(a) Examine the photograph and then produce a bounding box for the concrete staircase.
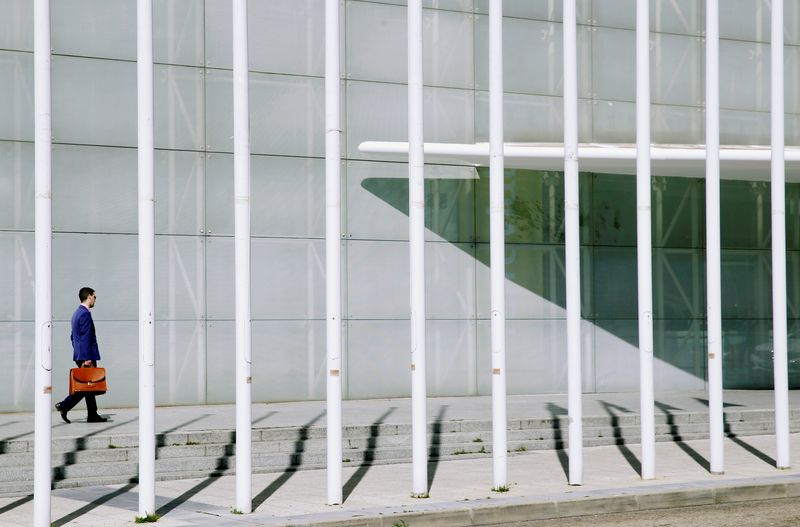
[1,407,797,497]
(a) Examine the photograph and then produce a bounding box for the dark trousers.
[58,361,99,416]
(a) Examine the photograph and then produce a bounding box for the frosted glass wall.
[1,0,799,410]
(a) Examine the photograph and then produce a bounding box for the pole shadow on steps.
[251,410,327,511]
[155,414,214,456]
[52,417,138,486]
[342,406,398,502]
[692,397,776,467]
[545,403,569,481]
[598,401,641,476]
[654,401,711,472]
[427,405,448,493]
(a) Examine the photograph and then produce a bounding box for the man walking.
[55,287,108,423]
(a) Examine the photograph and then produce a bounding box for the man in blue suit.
[55,287,108,423]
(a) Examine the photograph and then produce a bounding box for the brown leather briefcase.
[69,367,108,396]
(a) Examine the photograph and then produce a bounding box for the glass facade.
[1,0,799,410]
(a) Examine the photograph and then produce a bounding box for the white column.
[488,0,507,491]
[771,0,791,470]
[325,0,344,506]
[233,0,252,513]
[408,0,428,498]
[137,0,156,515]
[562,0,583,486]
[636,0,656,481]
[33,0,53,524]
[705,0,724,476]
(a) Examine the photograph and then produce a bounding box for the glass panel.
[0,141,34,230]
[475,17,591,97]
[205,154,325,238]
[720,108,770,145]
[0,51,33,142]
[349,160,477,242]
[367,0,474,12]
[206,237,326,320]
[154,65,205,151]
[476,244,593,319]
[52,145,138,234]
[593,246,637,319]
[52,234,138,322]
[155,235,205,320]
[592,0,701,35]
[52,56,137,147]
[720,39,769,112]
[594,319,705,391]
[155,150,205,236]
[346,81,475,160]
[347,240,476,319]
[653,248,706,319]
[654,318,706,389]
[51,0,137,61]
[0,0,33,51]
[155,321,206,405]
[0,322,34,411]
[592,173,635,246]
[592,99,634,143]
[720,180,771,249]
[476,92,593,143]
[652,104,703,145]
[153,0,205,66]
[206,0,324,76]
[205,69,325,156]
[789,253,800,319]
[0,232,35,321]
[476,170,593,245]
[474,0,591,22]
[719,1,770,43]
[347,2,474,89]
[721,249,772,319]
[346,320,410,398]
[722,318,773,389]
[347,319,476,398]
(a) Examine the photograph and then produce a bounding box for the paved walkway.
[1,391,799,526]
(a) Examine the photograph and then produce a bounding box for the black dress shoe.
[55,403,70,424]
[87,415,108,423]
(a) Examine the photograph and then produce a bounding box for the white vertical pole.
[771,0,791,470]
[325,0,343,506]
[488,0,507,491]
[408,0,428,497]
[636,0,656,481]
[233,0,253,512]
[137,0,157,516]
[562,0,582,486]
[33,0,52,524]
[705,0,725,476]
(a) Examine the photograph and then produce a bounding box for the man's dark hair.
[79,287,95,302]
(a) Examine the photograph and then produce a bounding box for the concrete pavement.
[1,391,799,526]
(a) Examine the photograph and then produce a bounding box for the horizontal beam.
[358,141,800,180]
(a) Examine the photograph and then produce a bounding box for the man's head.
[79,287,96,308]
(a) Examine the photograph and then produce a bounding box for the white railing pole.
[33,0,53,524]
[233,0,253,512]
[563,0,583,486]
[137,0,156,515]
[489,0,507,491]
[771,0,791,470]
[408,0,428,498]
[706,0,725,476]
[325,0,343,505]
[636,0,656,481]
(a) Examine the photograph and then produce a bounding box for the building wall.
[1,0,800,410]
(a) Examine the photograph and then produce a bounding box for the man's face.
[86,293,96,308]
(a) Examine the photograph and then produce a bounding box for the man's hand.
[83,360,93,367]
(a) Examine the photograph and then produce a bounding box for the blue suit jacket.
[71,305,101,361]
